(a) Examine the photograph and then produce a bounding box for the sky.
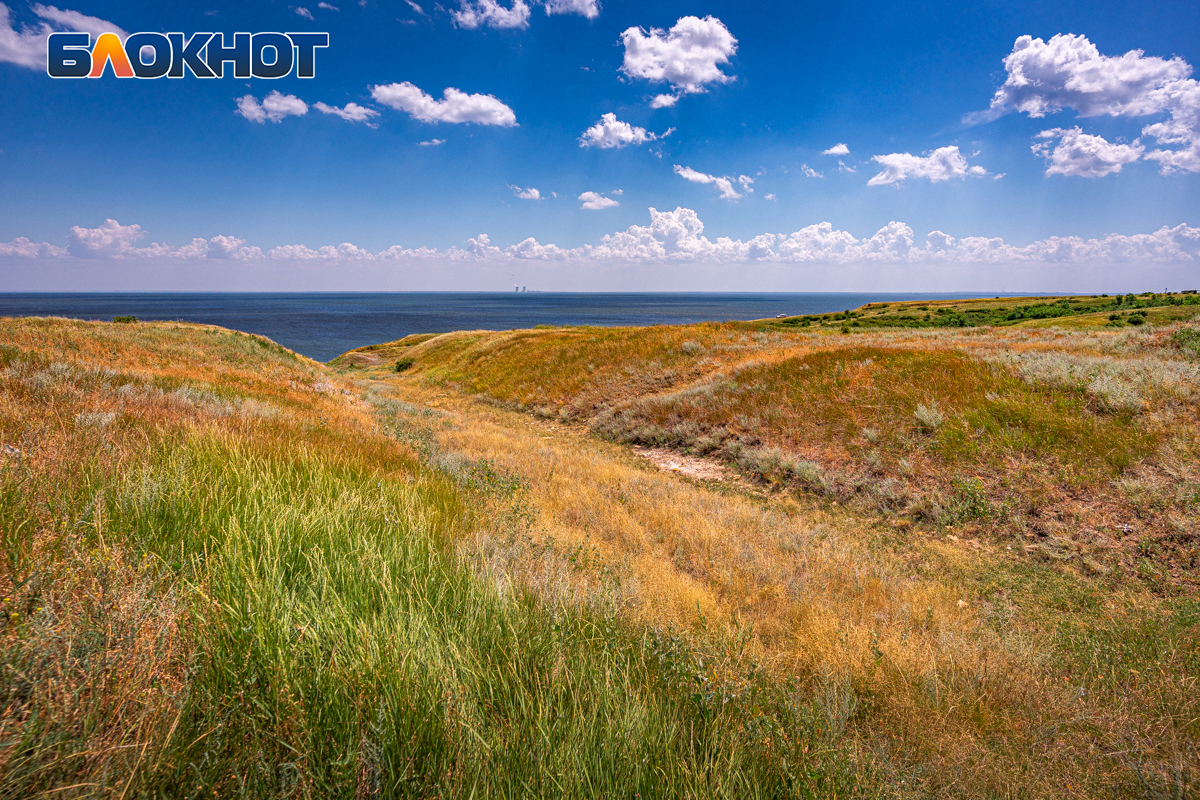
[1,0,1199,292]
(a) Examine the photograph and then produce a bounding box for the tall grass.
[0,319,873,798]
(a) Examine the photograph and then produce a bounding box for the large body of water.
[0,292,1018,362]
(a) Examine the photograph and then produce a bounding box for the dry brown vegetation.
[341,311,1200,590]
[1,307,1197,798]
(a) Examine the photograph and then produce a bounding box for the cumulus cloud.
[578,113,670,149]
[452,0,530,29]
[1032,127,1144,177]
[543,0,598,18]
[314,101,380,125]
[419,138,445,146]
[978,33,1200,174]
[620,15,737,95]
[318,2,338,9]
[822,143,850,156]
[292,6,314,19]
[205,235,263,260]
[371,82,517,126]
[650,94,678,109]
[510,185,542,200]
[579,191,619,210]
[8,212,1200,267]
[237,92,309,124]
[673,165,753,200]
[985,33,1189,120]
[801,163,822,178]
[867,146,987,186]
[59,221,265,260]
[67,219,146,258]
[0,3,127,69]
[764,193,776,201]
[0,236,67,258]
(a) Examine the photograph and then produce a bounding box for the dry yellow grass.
[2,315,1195,797]
[343,318,1200,587]
[371,375,1197,798]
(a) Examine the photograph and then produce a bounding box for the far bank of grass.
[337,303,1200,589]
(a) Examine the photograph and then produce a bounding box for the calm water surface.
[0,292,1019,362]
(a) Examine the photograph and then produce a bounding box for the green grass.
[0,404,868,798]
[594,346,1151,484]
[770,292,1200,331]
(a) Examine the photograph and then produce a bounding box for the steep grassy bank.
[339,307,1200,588]
[0,318,872,798]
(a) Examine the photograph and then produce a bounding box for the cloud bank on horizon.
[5,209,1199,268]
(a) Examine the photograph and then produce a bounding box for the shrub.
[112,315,138,323]
[681,340,705,355]
[1173,326,1200,358]
[395,357,416,372]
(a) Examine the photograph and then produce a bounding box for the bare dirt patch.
[633,445,732,481]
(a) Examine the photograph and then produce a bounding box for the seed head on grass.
[914,402,945,433]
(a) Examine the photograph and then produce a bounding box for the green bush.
[112,315,138,324]
[395,357,416,372]
[1173,327,1200,358]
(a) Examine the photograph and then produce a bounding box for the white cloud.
[236,92,309,124]
[764,193,776,201]
[650,94,678,109]
[10,213,1200,267]
[1032,127,1143,177]
[419,138,445,146]
[543,0,598,19]
[0,3,127,69]
[979,33,1200,174]
[314,101,380,125]
[822,143,850,156]
[579,191,619,210]
[673,165,753,200]
[371,82,517,126]
[318,2,338,9]
[801,163,822,178]
[0,236,67,258]
[67,219,145,258]
[452,0,530,30]
[206,235,263,260]
[986,33,1189,120]
[838,160,856,173]
[620,15,737,95]
[510,185,542,200]
[292,6,315,20]
[406,0,425,13]
[578,113,670,149]
[867,146,987,186]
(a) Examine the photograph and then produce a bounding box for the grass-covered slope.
[336,304,1200,587]
[3,312,1198,798]
[0,317,875,798]
[769,291,1200,331]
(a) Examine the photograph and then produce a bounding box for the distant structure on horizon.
[514,286,527,292]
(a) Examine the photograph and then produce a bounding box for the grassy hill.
[2,303,1198,798]
[336,297,1200,588]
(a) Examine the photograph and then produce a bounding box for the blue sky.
[1,0,1199,291]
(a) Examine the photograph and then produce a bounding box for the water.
[0,292,1019,362]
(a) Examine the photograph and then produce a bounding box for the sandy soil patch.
[632,445,732,481]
